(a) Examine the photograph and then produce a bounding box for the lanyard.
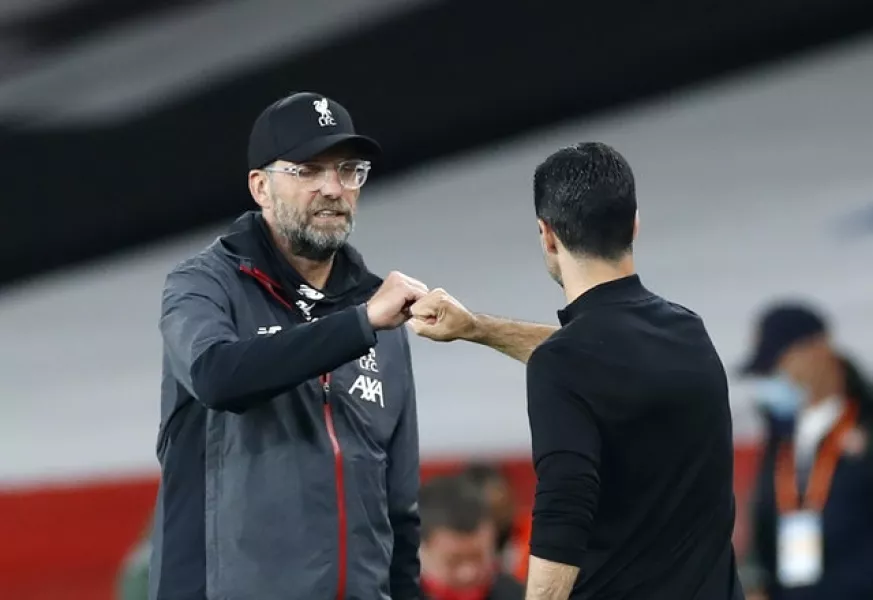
[775,400,859,513]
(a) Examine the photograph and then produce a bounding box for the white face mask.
[753,374,808,420]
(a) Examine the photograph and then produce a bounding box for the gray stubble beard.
[275,205,355,261]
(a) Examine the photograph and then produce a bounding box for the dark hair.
[458,463,507,489]
[420,474,490,540]
[533,141,637,261]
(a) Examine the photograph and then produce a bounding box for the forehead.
[425,524,494,551]
[290,145,364,166]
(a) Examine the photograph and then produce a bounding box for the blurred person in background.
[410,142,743,600]
[420,474,525,600]
[460,463,531,582]
[150,92,427,599]
[118,533,150,600]
[739,302,873,600]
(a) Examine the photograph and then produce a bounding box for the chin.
[315,223,352,237]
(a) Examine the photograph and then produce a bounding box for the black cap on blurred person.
[741,302,828,376]
[247,92,382,170]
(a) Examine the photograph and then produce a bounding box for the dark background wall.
[2,3,873,598]
[2,0,872,289]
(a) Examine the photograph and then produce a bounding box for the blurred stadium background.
[2,0,873,598]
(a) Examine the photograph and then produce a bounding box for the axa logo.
[257,325,282,335]
[349,374,383,408]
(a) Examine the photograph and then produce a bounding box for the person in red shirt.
[420,474,524,600]
[459,464,531,583]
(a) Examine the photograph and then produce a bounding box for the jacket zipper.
[321,373,348,600]
[241,265,348,599]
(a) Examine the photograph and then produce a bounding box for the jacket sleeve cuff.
[529,542,586,568]
[355,303,378,346]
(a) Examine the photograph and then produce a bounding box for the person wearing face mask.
[420,474,524,600]
[739,302,873,600]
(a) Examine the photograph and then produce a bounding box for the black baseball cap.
[740,302,828,376]
[247,92,381,170]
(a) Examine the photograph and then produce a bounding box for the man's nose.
[454,563,480,587]
[319,169,344,197]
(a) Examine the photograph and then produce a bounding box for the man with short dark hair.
[533,143,636,263]
[150,92,425,599]
[410,142,744,599]
[420,475,524,600]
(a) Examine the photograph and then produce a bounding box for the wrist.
[465,313,487,343]
[362,302,382,333]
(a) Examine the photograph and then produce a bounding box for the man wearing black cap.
[739,302,873,600]
[149,92,427,600]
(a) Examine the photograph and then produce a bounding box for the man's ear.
[633,209,640,241]
[249,169,271,209]
[537,218,559,254]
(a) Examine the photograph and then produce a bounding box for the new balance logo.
[296,300,316,322]
[349,374,384,408]
[257,325,282,335]
[297,284,324,301]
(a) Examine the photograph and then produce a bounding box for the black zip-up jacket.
[148,211,421,600]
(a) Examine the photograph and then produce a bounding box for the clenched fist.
[367,271,429,330]
[407,288,477,342]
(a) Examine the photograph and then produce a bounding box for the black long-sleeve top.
[524,275,744,600]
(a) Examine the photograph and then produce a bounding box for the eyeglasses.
[263,160,371,191]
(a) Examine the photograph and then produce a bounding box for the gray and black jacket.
[148,211,421,600]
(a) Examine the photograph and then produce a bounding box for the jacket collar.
[217,210,381,301]
[557,274,652,325]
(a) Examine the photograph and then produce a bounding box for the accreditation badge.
[777,510,823,587]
